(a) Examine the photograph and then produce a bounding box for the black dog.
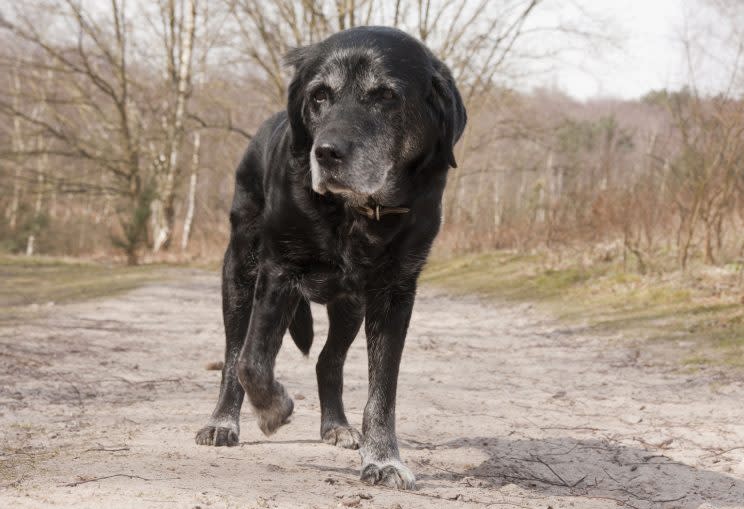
[196,26,466,490]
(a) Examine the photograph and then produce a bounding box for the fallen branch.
[528,454,586,488]
[702,446,744,458]
[82,446,130,453]
[62,473,179,487]
[617,487,687,505]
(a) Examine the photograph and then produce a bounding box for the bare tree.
[151,0,198,253]
[13,0,742,274]
[181,131,200,251]
[222,0,606,231]
[0,0,210,262]
[7,67,26,233]
[0,0,158,263]
[667,1,744,268]
[223,0,566,106]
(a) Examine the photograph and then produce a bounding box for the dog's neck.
[349,203,410,221]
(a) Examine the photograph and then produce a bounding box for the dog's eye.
[380,88,395,101]
[312,88,329,104]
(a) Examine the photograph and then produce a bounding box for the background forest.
[1,0,743,275]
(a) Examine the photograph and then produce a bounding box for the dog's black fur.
[195,26,466,489]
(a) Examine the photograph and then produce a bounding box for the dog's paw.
[254,384,294,436]
[195,423,239,446]
[322,425,361,449]
[360,460,416,490]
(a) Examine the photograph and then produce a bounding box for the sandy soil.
[2,270,744,509]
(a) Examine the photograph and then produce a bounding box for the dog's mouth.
[309,148,392,201]
[311,176,345,194]
[312,170,371,198]
[318,178,356,195]
[313,178,390,209]
[312,177,378,209]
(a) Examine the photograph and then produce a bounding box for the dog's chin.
[314,182,372,207]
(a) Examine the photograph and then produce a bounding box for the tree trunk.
[25,235,35,256]
[9,76,26,231]
[9,166,21,231]
[715,211,724,252]
[704,217,716,265]
[27,161,45,256]
[34,140,47,209]
[153,0,197,253]
[126,248,139,266]
[679,194,702,270]
[181,132,200,252]
[442,123,470,226]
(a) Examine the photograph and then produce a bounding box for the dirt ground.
[2,270,744,509]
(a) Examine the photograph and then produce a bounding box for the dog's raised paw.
[255,385,294,436]
[195,425,239,446]
[322,425,361,449]
[360,461,416,490]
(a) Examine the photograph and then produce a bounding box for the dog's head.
[285,26,466,203]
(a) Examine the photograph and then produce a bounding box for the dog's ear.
[284,45,316,154]
[430,57,467,168]
[284,45,313,69]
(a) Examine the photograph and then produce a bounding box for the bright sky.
[529,0,730,100]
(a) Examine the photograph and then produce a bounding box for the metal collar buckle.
[352,204,410,221]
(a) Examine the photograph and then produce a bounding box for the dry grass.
[3,252,742,369]
[0,256,169,325]
[422,250,744,369]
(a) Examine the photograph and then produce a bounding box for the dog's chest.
[298,219,384,303]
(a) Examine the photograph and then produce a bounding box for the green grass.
[0,255,168,325]
[422,251,744,369]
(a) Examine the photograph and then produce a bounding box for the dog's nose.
[314,141,347,167]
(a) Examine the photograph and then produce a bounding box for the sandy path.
[1,270,744,509]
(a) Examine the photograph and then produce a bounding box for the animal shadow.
[404,436,744,508]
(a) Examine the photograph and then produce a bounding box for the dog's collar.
[350,203,410,221]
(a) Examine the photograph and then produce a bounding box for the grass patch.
[0,255,168,325]
[421,251,605,300]
[422,250,744,370]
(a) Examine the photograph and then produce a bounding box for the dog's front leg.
[195,246,255,446]
[359,279,417,490]
[236,265,300,436]
[317,296,365,449]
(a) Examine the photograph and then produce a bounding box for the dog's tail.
[289,298,313,355]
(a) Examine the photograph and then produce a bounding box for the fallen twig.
[422,456,588,490]
[531,455,569,486]
[617,487,687,505]
[539,425,600,432]
[82,446,130,453]
[62,473,179,487]
[581,495,641,509]
[529,454,586,488]
[702,446,744,458]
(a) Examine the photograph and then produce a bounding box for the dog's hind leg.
[316,296,364,449]
[195,245,255,447]
[236,265,300,436]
